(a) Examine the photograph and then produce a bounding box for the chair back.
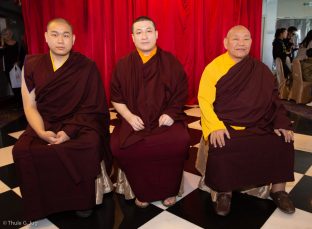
[288,59,312,103]
[292,60,303,84]
[274,58,289,99]
[275,58,284,85]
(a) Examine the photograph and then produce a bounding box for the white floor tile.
[139,211,203,229]
[0,146,14,167]
[0,180,10,194]
[20,218,58,229]
[261,208,312,229]
[8,130,24,139]
[305,165,312,177]
[152,171,201,210]
[285,172,304,193]
[294,133,312,153]
[12,187,21,197]
[184,108,201,117]
[110,112,117,120]
[188,120,202,130]
[109,125,115,133]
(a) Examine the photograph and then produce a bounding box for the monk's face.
[132,20,158,55]
[224,26,252,63]
[45,21,75,57]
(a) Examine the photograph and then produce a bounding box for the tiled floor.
[0,106,312,229]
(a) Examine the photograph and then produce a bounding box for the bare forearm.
[112,101,144,131]
[24,105,46,136]
[111,101,133,121]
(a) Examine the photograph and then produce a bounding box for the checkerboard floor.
[0,106,311,229]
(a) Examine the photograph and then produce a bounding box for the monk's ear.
[223,38,228,50]
[44,32,48,43]
[155,30,158,40]
[72,34,76,45]
[131,33,135,43]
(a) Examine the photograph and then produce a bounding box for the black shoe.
[213,193,232,216]
[270,191,295,214]
[75,209,93,218]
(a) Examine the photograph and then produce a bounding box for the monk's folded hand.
[274,129,294,143]
[127,114,145,131]
[210,129,230,148]
[52,131,70,144]
[159,114,174,127]
[38,130,58,144]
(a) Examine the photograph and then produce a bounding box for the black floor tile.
[0,164,19,189]
[185,115,200,124]
[168,189,276,229]
[48,193,164,229]
[294,150,312,174]
[291,114,312,135]
[115,194,163,229]
[184,146,201,176]
[0,133,17,148]
[290,175,312,213]
[49,193,116,229]
[1,116,27,135]
[0,191,24,229]
[188,128,202,146]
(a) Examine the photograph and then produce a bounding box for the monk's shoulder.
[252,57,272,74]
[24,54,46,67]
[71,52,95,67]
[24,54,47,76]
[159,49,182,65]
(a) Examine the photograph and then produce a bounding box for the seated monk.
[110,16,190,208]
[12,18,113,220]
[198,25,295,216]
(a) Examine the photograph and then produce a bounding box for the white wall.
[277,0,312,18]
[262,0,278,68]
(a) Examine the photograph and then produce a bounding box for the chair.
[275,58,290,99]
[288,59,312,104]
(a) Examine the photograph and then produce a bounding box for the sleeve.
[110,61,126,104]
[162,61,188,120]
[198,65,226,141]
[272,87,292,130]
[23,55,35,92]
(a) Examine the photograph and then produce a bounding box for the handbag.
[9,63,21,88]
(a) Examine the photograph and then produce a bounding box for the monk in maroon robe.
[198,25,295,216]
[12,18,112,220]
[110,16,190,207]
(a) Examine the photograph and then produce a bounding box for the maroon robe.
[110,48,190,202]
[205,56,294,192]
[13,52,112,220]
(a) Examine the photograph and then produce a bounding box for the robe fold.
[110,48,190,202]
[204,55,294,192]
[13,52,112,220]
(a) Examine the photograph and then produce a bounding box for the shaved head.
[47,18,73,33]
[224,25,252,63]
[226,25,251,39]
